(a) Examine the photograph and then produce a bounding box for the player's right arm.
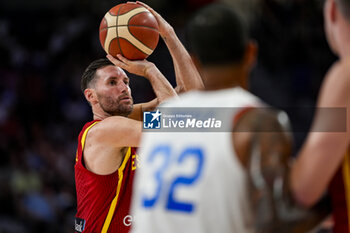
[137,1,204,92]
[83,116,142,175]
[90,116,142,147]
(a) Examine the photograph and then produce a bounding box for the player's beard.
[97,93,134,117]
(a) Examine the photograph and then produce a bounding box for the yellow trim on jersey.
[101,147,132,233]
[342,151,350,232]
[76,121,100,162]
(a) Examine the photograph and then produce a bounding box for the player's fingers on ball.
[136,1,147,7]
[138,2,162,20]
[116,54,130,64]
[137,2,161,18]
[107,54,123,64]
[136,2,152,11]
[106,54,118,63]
[107,54,126,68]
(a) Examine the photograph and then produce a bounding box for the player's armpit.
[88,116,142,147]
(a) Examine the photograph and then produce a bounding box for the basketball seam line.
[100,25,159,32]
[126,11,155,55]
[104,5,158,57]
[116,5,124,57]
[119,37,148,56]
[127,27,154,54]
[101,26,158,55]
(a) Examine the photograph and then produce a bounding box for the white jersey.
[131,87,262,233]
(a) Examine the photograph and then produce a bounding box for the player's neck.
[92,105,111,120]
[93,112,109,120]
[338,40,350,58]
[201,66,247,91]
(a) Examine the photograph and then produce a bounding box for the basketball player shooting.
[74,2,203,233]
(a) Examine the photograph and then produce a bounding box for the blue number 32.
[142,145,204,213]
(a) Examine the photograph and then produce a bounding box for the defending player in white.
[131,3,329,233]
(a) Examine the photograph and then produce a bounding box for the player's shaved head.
[81,58,114,92]
[186,3,247,66]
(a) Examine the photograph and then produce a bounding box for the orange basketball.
[99,2,159,60]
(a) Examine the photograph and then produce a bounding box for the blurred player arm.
[137,1,204,92]
[291,61,350,208]
[107,54,177,121]
[233,109,330,233]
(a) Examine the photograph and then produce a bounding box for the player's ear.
[84,88,97,105]
[330,0,337,22]
[324,0,337,23]
[243,40,258,72]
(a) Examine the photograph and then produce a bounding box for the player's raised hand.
[135,1,174,39]
[107,54,155,78]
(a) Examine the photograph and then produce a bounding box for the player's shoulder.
[340,58,350,81]
[88,116,135,137]
[339,56,350,71]
[96,115,128,126]
[320,59,350,103]
[327,58,350,82]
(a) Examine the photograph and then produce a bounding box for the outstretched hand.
[106,54,155,77]
[136,1,174,39]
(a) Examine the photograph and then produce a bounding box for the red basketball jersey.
[74,120,139,233]
[329,150,350,233]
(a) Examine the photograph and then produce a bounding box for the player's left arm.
[290,60,350,208]
[107,54,177,121]
[127,99,158,121]
[233,109,330,232]
[137,1,204,92]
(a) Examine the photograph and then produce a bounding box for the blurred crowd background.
[0,0,336,232]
